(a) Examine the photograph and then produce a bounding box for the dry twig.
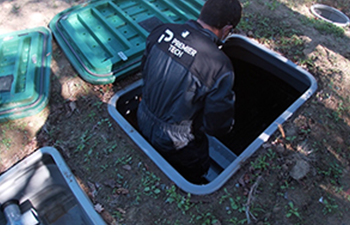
[244,175,263,224]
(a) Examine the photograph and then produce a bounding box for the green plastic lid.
[49,0,204,85]
[0,27,52,122]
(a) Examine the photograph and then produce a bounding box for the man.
[137,0,242,184]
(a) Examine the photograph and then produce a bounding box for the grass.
[317,158,343,182]
[191,207,220,225]
[74,130,93,152]
[141,170,162,198]
[300,17,346,38]
[285,202,302,220]
[321,197,339,215]
[11,4,21,14]
[265,0,280,10]
[250,149,277,172]
[0,124,12,150]
[0,120,29,150]
[165,185,193,214]
[238,13,302,39]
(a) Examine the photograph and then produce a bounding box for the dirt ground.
[1,0,350,225]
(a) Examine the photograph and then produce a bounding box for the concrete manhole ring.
[310,4,350,27]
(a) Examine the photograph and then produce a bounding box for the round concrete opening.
[310,4,350,27]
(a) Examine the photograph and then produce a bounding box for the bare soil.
[1,0,350,225]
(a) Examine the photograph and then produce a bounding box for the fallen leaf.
[94,203,104,213]
[278,124,285,138]
[101,211,118,225]
[238,173,250,187]
[103,179,118,189]
[116,208,126,214]
[87,181,97,200]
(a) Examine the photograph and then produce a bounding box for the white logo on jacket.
[158,29,197,58]
[181,30,190,38]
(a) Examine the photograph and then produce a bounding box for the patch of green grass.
[11,4,20,14]
[227,216,248,225]
[1,136,12,149]
[100,162,110,172]
[115,155,133,165]
[141,171,162,198]
[236,13,255,31]
[265,0,280,10]
[285,202,302,220]
[317,159,343,183]
[112,210,125,222]
[0,121,29,150]
[283,0,315,8]
[241,0,251,8]
[251,155,270,171]
[75,130,93,152]
[275,34,306,61]
[300,17,345,37]
[220,189,245,214]
[298,56,316,69]
[165,185,193,214]
[103,143,118,155]
[321,197,339,215]
[191,207,220,225]
[286,135,297,143]
[97,118,113,128]
[245,14,301,39]
[83,147,94,164]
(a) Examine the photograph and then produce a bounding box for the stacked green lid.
[0,27,52,121]
[49,0,204,85]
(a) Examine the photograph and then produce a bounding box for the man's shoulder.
[149,22,184,34]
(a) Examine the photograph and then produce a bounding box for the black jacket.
[137,20,235,152]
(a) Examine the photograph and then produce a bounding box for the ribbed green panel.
[49,0,204,85]
[0,27,52,122]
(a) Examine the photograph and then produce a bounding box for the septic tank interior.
[0,147,105,225]
[108,35,317,195]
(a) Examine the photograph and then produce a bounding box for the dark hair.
[199,0,242,29]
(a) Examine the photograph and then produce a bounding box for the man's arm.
[202,71,235,137]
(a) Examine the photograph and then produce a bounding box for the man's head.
[198,0,242,39]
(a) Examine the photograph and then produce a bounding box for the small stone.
[247,31,254,37]
[289,160,310,180]
[122,164,132,171]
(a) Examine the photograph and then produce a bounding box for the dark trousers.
[159,137,211,184]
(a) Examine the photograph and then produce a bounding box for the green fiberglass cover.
[49,0,204,85]
[0,27,52,122]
